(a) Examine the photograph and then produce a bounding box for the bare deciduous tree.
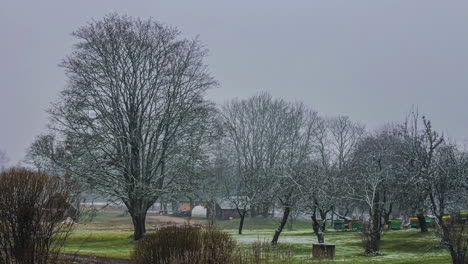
[220,93,290,234]
[328,116,365,170]
[346,130,402,254]
[429,143,468,260]
[215,143,253,234]
[444,213,468,264]
[301,116,364,243]
[270,103,320,245]
[39,14,216,240]
[398,113,444,232]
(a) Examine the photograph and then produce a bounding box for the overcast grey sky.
[1,0,467,166]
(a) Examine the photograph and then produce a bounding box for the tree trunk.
[435,212,452,249]
[363,191,383,254]
[131,213,147,240]
[319,209,328,232]
[417,214,428,233]
[369,223,380,253]
[271,206,290,245]
[288,212,294,231]
[312,215,325,243]
[238,210,246,235]
[371,208,382,242]
[363,209,382,254]
[373,204,382,241]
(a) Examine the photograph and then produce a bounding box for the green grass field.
[63,209,452,263]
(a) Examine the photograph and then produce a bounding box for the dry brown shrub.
[443,214,468,264]
[0,168,78,264]
[132,225,235,264]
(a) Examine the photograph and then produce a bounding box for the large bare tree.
[42,14,216,240]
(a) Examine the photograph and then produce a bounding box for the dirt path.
[146,215,201,226]
[61,253,132,264]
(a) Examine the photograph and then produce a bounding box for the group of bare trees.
[399,116,468,263]
[340,113,468,258]
[218,93,366,244]
[218,95,467,258]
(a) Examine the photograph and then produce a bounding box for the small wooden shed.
[206,198,239,220]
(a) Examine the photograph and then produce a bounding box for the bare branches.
[327,116,365,170]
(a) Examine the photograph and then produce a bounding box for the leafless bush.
[443,214,468,264]
[0,168,78,264]
[132,225,235,264]
[231,240,313,264]
[250,241,293,264]
[133,228,318,264]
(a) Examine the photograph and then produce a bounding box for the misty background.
[1,0,467,166]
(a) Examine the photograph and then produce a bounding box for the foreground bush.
[133,227,316,264]
[132,225,235,264]
[443,214,468,264]
[0,168,78,264]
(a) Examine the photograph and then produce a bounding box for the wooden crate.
[312,243,335,259]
